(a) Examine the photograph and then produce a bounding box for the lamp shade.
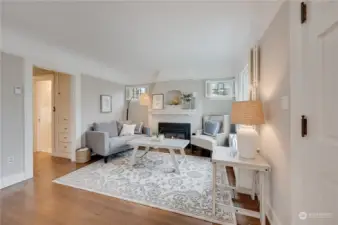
[231,100,265,125]
[139,93,150,106]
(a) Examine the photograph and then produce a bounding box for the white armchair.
[191,115,231,154]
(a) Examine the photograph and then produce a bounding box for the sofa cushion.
[118,134,147,143]
[109,137,127,149]
[94,121,118,137]
[109,135,146,150]
[191,135,216,151]
[203,120,221,136]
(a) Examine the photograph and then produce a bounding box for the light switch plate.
[14,86,22,95]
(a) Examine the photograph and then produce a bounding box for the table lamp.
[231,100,265,159]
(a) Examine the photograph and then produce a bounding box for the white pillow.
[120,124,136,136]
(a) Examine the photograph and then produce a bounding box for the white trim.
[24,61,34,180]
[1,172,26,189]
[0,53,2,189]
[24,64,81,181]
[266,202,283,225]
[71,75,81,162]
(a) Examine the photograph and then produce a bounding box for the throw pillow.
[120,124,136,136]
[117,120,132,135]
[203,120,221,136]
[134,122,144,134]
[93,121,118,137]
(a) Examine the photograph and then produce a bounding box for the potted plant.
[181,93,193,109]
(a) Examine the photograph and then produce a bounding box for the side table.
[212,146,271,225]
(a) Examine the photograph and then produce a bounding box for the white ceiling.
[3,1,280,84]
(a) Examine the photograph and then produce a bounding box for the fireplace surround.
[158,122,191,142]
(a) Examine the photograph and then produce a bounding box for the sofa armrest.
[215,132,227,146]
[86,131,109,156]
[142,127,151,136]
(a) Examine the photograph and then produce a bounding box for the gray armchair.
[191,115,231,155]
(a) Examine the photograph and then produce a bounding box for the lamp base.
[237,126,258,159]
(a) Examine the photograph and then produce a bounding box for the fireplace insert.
[158,122,191,143]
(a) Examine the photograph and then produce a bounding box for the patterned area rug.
[53,151,237,225]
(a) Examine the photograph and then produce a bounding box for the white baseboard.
[266,202,282,225]
[1,172,26,189]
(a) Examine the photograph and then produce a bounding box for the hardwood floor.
[0,151,269,225]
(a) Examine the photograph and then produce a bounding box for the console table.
[212,146,271,225]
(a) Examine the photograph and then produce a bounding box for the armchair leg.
[104,156,108,163]
[191,145,197,153]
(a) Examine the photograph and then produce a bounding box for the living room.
[1,1,338,225]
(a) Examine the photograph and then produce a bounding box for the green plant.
[181,93,193,102]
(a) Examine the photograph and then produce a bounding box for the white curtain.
[234,46,261,194]
[235,64,250,102]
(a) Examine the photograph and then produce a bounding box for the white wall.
[1,52,25,188]
[129,79,233,133]
[0,28,128,188]
[259,2,290,225]
[81,74,125,146]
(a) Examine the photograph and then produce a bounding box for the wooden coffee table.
[128,137,190,174]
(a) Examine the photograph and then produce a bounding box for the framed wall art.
[100,95,112,113]
[152,94,164,110]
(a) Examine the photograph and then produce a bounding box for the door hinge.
[53,106,56,112]
[301,2,307,24]
[301,115,308,137]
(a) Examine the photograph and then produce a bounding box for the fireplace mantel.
[149,106,196,116]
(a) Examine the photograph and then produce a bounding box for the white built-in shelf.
[149,106,196,115]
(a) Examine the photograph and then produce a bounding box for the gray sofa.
[86,120,150,163]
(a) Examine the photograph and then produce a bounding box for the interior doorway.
[33,75,54,154]
[32,66,73,166]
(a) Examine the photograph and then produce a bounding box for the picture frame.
[100,95,112,113]
[152,94,164,110]
[205,79,235,100]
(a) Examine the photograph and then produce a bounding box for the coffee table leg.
[168,148,180,174]
[179,148,187,163]
[212,162,217,215]
[130,145,139,166]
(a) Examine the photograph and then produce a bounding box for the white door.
[296,2,338,224]
[33,75,54,153]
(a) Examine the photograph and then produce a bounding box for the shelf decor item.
[152,94,164,110]
[181,93,193,109]
[100,95,112,113]
[231,100,265,159]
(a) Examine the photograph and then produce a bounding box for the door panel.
[34,78,53,153]
[299,2,338,224]
[55,73,72,156]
